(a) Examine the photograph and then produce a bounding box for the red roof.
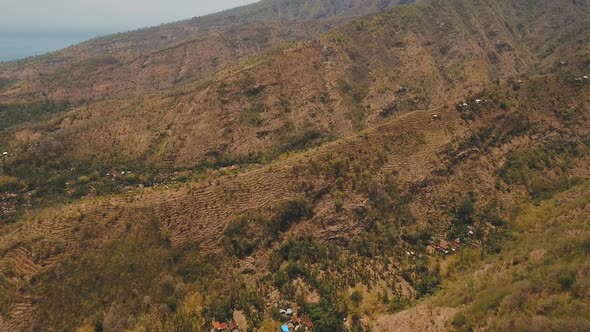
[301,314,314,328]
[439,241,449,249]
[212,322,229,330]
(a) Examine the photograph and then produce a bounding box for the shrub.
[350,290,363,305]
[123,173,139,184]
[388,296,411,313]
[77,176,90,184]
[334,198,344,212]
[267,198,312,235]
[451,312,467,328]
[448,195,476,240]
[242,104,264,126]
[485,231,504,254]
[558,271,576,291]
[222,216,264,258]
[456,195,475,225]
[277,237,328,263]
[479,201,506,227]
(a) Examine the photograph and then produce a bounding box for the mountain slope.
[374,180,590,331]
[1,0,588,221]
[1,72,588,331]
[0,0,589,331]
[0,0,411,103]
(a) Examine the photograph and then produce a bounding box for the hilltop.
[0,0,589,331]
[0,0,410,103]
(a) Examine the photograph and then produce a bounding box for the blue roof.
[281,325,290,332]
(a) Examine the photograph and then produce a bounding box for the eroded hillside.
[0,0,411,102]
[1,73,588,330]
[3,0,588,224]
[0,0,589,331]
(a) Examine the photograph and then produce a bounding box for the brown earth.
[0,0,589,330]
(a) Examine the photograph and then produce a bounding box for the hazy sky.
[0,0,259,30]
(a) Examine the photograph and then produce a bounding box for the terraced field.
[0,0,589,330]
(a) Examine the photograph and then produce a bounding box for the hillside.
[0,0,410,103]
[3,0,588,218]
[374,180,590,331]
[1,72,588,330]
[0,0,589,331]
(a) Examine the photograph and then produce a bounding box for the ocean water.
[0,28,117,62]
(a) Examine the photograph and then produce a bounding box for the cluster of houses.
[459,99,483,107]
[281,314,314,332]
[573,75,589,83]
[103,169,134,178]
[210,309,313,332]
[456,98,485,111]
[427,226,477,255]
[279,308,314,332]
[434,238,461,254]
[211,321,239,332]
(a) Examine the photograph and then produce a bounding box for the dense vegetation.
[0,101,73,131]
[440,181,590,331]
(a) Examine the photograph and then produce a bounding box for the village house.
[280,312,314,331]
[212,321,228,331]
[279,308,293,316]
[212,321,239,332]
[437,240,449,253]
[301,315,314,330]
[452,238,461,251]
[431,237,463,255]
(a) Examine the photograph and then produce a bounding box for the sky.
[0,0,259,31]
